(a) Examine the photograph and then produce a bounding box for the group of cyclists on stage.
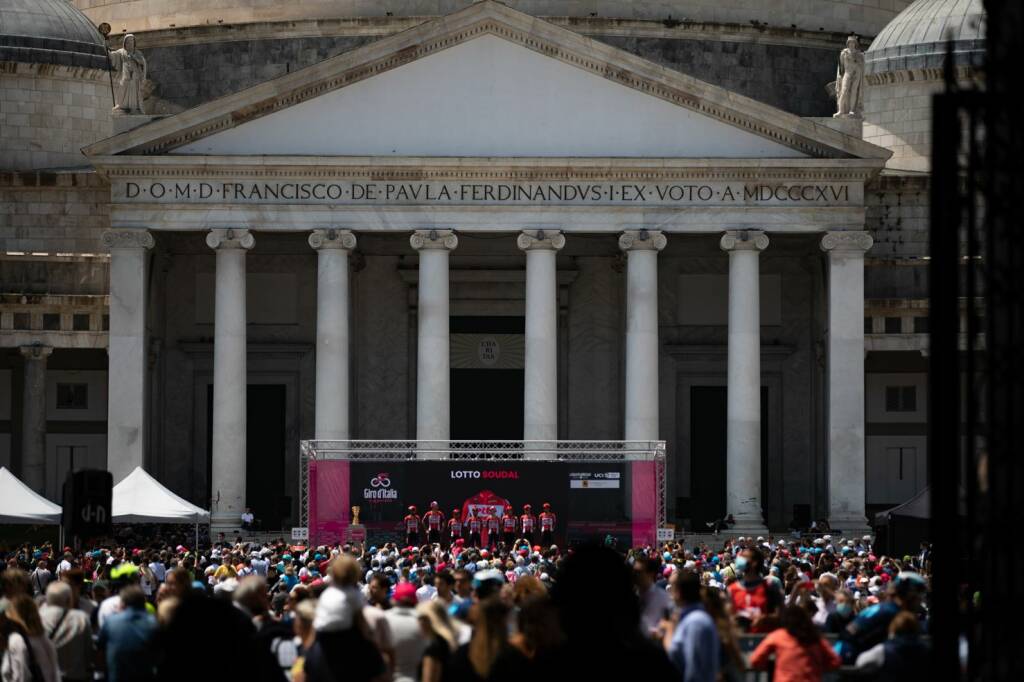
[402,500,557,548]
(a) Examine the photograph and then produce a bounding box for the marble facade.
[4,1,892,532]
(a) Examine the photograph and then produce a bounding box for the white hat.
[823,535,832,541]
[756,536,765,542]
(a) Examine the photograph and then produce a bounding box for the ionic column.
[309,229,357,441]
[410,230,458,449]
[618,230,666,441]
[821,231,873,531]
[20,345,52,493]
[207,228,254,529]
[102,229,154,484]
[721,230,769,533]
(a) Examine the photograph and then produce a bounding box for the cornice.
[121,16,854,51]
[83,2,890,162]
[90,156,885,183]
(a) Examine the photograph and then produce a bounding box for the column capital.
[618,230,666,252]
[720,230,769,252]
[820,230,873,254]
[206,228,255,250]
[101,229,154,250]
[517,229,565,251]
[410,229,458,251]
[309,229,356,251]
[20,345,53,360]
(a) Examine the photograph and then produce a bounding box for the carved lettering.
[117,180,856,206]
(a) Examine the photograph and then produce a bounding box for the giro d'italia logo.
[364,472,398,502]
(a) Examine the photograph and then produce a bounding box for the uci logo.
[370,473,391,488]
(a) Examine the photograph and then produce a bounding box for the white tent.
[0,466,62,524]
[112,467,210,524]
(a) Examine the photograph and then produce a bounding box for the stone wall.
[140,33,840,116]
[598,37,837,117]
[142,36,378,114]
[0,171,110,254]
[864,172,929,299]
[0,66,112,170]
[862,78,942,173]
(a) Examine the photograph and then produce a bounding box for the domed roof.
[866,0,985,75]
[0,0,108,70]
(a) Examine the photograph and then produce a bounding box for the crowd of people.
[0,531,932,682]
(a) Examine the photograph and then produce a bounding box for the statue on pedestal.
[831,35,864,119]
[109,34,147,114]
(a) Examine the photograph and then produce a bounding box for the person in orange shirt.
[748,604,841,682]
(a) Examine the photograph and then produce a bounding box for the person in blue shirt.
[98,585,158,682]
[835,571,927,664]
[663,569,720,682]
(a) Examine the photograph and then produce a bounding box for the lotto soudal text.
[449,469,520,479]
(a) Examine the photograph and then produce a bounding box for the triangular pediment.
[85,1,889,160]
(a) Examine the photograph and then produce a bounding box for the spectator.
[636,557,673,637]
[854,611,930,680]
[749,605,841,682]
[416,600,458,682]
[1,594,61,682]
[662,569,720,682]
[29,561,53,599]
[97,586,158,682]
[39,582,94,682]
[448,597,510,682]
[384,582,426,682]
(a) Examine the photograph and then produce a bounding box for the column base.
[827,515,872,537]
[728,522,770,537]
[211,514,243,538]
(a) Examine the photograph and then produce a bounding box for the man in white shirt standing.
[57,551,73,578]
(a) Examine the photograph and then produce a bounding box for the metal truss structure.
[299,439,666,533]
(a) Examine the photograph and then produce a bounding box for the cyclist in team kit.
[447,508,463,547]
[423,501,445,544]
[485,508,501,549]
[501,507,517,545]
[520,504,537,545]
[466,509,483,547]
[539,502,557,546]
[403,505,420,547]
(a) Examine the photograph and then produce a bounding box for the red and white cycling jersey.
[425,511,443,530]
[521,515,536,532]
[502,516,516,532]
[448,518,463,536]
[468,517,482,532]
[540,513,556,531]
[404,515,420,533]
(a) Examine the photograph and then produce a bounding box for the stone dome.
[0,0,108,70]
[865,0,985,76]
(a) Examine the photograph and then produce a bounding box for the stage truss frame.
[299,440,666,534]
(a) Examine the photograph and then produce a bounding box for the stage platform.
[301,440,665,548]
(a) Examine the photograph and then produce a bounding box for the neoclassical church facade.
[0,0,984,532]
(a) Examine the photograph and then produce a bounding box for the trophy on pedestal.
[345,505,367,543]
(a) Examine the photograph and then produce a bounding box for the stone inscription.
[116,180,856,205]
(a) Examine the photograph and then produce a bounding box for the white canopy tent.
[113,467,210,547]
[0,466,62,524]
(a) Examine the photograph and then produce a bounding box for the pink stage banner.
[309,460,349,545]
[631,461,657,547]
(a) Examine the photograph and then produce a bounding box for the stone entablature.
[0,293,109,349]
[90,157,884,233]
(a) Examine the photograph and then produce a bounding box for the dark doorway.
[688,385,769,530]
[449,316,525,440]
[247,385,287,529]
[206,384,287,529]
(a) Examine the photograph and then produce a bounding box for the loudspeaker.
[62,469,113,541]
